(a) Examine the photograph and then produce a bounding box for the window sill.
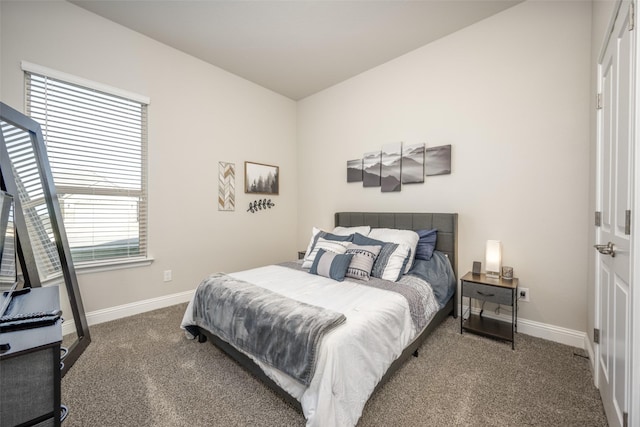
[75,257,154,275]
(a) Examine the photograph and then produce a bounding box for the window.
[24,64,148,266]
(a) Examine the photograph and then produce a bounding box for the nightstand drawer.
[462,282,513,305]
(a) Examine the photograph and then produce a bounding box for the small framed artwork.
[218,162,235,211]
[347,159,363,183]
[425,144,452,176]
[245,161,279,195]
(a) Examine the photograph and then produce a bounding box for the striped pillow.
[345,244,381,281]
[371,243,411,281]
[310,249,354,281]
[302,237,351,269]
[353,233,412,281]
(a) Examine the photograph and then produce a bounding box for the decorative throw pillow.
[415,229,438,261]
[352,233,411,282]
[302,236,351,269]
[345,244,381,281]
[331,225,371,237]
[372,243,411,282]
[368,228,420,273]
[310,249,354,282]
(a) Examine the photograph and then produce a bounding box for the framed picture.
[245,161,279,195]
[218,162,235,211]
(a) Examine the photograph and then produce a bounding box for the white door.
[596,2,634,427]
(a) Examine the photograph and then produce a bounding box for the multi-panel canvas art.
[401,143,425,184]
[347,159,363,182]
[348,143,451,191]
[425,144,452,176]
[362,151,381,187]
[381,142,402,192]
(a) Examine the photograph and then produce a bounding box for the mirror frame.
[0,102,90,375]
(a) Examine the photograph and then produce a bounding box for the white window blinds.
[25,70,148,265]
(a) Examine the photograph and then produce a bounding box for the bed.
[181,212,458,426]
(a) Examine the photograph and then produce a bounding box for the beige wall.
[0,1,298,312]
[297,1,592,332]
[1,0,603,337]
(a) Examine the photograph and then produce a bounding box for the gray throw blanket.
[191,273,346,385]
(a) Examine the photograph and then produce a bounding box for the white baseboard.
[63,295,587,350]
[62,289,194,336]
[459,304,587,350]
[517,317,586,349]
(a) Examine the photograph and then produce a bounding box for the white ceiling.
[70,1,522,100]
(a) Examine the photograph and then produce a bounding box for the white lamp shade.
[485,240,502,277]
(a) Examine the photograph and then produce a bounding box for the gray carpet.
[61,303,607,426]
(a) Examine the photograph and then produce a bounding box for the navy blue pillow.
[415,229,437,261]
[310,249,354,282]
[352,232,384,247]
[310,231,353,250]
[302,231,355,268]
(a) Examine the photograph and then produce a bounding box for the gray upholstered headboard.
[334,212,458,279]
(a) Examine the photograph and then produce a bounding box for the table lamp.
[485,240,502,279]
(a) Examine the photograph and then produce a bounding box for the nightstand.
[460,272,519,349]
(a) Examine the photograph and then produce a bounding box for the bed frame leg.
[197,332,207,343]
[412,350,419,357]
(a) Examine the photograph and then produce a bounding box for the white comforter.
[181,264,439,427]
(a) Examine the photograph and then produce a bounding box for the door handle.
[594,242,616,257]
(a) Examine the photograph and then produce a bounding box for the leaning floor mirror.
[0,101,90,375]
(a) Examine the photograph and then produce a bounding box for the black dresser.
[0,286,63,427]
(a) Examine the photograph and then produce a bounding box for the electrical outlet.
[519,287,530,302]
[163,270,172,282]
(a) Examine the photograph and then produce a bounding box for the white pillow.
[302,237,351,269]
[331,225,371,237]
[302,226,324,260]
[368,228,419,273]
